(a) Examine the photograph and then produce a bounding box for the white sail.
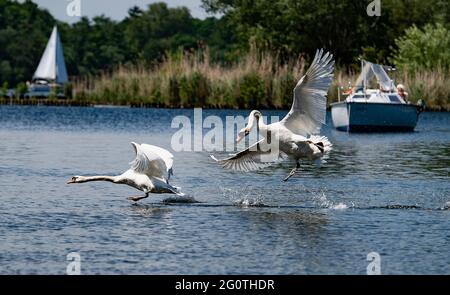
[33,26,69,84]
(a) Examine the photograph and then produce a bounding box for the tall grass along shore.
[21,49,450,111]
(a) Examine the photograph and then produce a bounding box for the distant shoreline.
[1,98,449,112]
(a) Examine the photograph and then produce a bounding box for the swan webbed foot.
[127,194,149,202]
[283,162,300,182]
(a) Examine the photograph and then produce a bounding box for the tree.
[391,23,450,71]
[202,0,449,65]
[124,3,197,61]
[0,0,55,86]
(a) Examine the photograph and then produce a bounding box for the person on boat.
[397,84,409,102]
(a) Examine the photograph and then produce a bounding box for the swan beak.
[236,129,250,143]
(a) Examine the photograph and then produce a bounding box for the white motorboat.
[330,60,423,132]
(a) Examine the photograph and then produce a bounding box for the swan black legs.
[283,161,300,182]
[127,193,149,202]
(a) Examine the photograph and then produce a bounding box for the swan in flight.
[212,49,334,181]
[68,142,183,202]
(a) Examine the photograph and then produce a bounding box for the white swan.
[212,49,334,181]
[68,142,183,201]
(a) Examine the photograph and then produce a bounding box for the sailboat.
[330,60,424,132]
[25,26,69,98]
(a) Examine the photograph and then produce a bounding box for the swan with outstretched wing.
[212,49,334,181]
[68,142,183,202]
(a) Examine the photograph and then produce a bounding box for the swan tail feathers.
[308,135,332,154]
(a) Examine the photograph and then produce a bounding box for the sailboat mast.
[362,59,366,96]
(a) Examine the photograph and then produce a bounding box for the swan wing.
[211,140,285,172]
[130,143,174,180]
[281,49,334,136]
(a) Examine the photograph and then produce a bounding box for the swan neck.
[257,116,267,129]
[248,112,266,131]
[81,175,119,183]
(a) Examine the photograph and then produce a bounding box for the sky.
[19,0,212,23]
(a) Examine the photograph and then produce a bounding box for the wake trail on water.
[162,195,200,204]
[155,186,450,212]
[219,186,351,209]
[139,199,450,212]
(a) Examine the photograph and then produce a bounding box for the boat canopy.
[32,26,69,85]
[354,60,395,92]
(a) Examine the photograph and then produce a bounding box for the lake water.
[0,105,449,274]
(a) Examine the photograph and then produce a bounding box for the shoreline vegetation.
[1,50,449,111]
[5,48,448,111]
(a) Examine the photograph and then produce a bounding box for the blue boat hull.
[330,102,421,132]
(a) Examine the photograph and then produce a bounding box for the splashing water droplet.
[441,201,450,210]
[219,186,267,207]
[312,190,350,210]
[332,203,348,210]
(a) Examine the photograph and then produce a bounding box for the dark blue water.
[0,105,449,274]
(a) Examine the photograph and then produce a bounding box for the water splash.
[332,203,349,210]
[219,186,268,207]
[440,201,450,210]
[312,190,352,210]
[233,197,268,207]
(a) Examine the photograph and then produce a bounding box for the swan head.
[131,142,140,150]
[67,176,85,184]
[249,110,262,119]
[236,110,262,143]
[236,127,250,143]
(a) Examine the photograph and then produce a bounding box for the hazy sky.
[20,0,211,23]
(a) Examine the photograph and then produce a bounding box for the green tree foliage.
[124,3,196,61]
[61,16,128,77]
[202,0,449,65]
[391,23,450,71]
[0,81,8,96]
[0,0,55,86]
[15,82,27,97]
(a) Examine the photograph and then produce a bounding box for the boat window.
[352,95,366,99]
[388,95,401,102]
